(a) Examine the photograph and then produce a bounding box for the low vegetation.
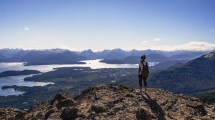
[0,67,138,108]
[197,92,215,104]
[0,70,41,77]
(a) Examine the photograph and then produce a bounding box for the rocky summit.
[0,84,215,120]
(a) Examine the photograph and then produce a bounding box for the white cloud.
[141,38,162,45]
[141,41,150,44]
[174,41,215,51]
[58,45,72,50]
[141,37,162,46]
[153,37,162,42]
[139,40,215,51]
[30,40,36,43]
[16,45,25,48]
[57,45,81,51]
[24,26,30,31]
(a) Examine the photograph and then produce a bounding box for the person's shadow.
[140,92,166,120]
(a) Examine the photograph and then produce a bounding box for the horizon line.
[0,47,213,52]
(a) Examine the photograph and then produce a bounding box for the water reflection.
[0,59,158,73]
[0,59,158,96]
[0,75,53,96]
[0,88,24,96]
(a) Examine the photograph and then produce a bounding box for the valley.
[0,49,214,109]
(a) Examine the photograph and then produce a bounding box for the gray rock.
[136,107,150,120]
[45,108,56,119]
[61,107,85,120]
[125,93,135,98]
[14,109,26,120]
[186,102,207,116]
[91,104,107,113]
[57,99,75,108]
[32,112,45,120]
[51,93,70,105]
[1,85,215,120]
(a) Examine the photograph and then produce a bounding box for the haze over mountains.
[0,48,207,65]
[0,49,86,65]
[79,49,207,62]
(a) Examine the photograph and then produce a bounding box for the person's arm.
[146,62,149,74]
[138,63,141,76]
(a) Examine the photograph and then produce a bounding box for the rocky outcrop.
[0,84,215,120]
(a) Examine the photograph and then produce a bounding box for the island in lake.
[0,70,41,77]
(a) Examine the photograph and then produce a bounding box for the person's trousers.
[138,75,147,87]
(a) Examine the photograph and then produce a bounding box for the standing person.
[138,55,149,92]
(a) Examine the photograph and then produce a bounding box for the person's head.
[140,55,146,61]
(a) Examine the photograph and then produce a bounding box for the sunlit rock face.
[0,84,215,120]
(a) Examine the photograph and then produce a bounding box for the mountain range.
[0,48,207,65]
[148,52,215,96]
[79,49,206,62]
[100,53,171,64]
[0,49,86,65]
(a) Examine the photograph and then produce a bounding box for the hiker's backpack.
[141,62,149,78]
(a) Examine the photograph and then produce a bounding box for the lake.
[0,75,53,96]
[0,59,158,96]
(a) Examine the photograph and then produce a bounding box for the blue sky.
[0,0,215,51]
